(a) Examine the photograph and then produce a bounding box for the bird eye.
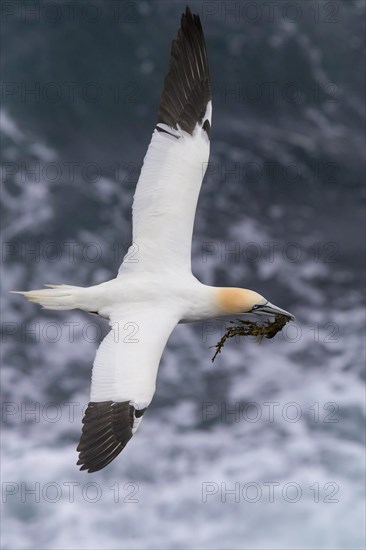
[252,305,259,310]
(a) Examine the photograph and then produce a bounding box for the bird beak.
[252,301,295,320]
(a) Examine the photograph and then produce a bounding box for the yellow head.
[215,287,294,318]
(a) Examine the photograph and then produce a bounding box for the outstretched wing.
[119,7,211,275]
[77,308,178,472]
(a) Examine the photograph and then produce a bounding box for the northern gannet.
[13,6,294,472]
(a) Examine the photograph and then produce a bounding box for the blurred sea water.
[1,1,365,548]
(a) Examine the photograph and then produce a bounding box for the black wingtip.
[157,3,211,136]
[77,401,146,473]
[182,5,195,24]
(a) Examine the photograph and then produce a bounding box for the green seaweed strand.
[211,314,290,362]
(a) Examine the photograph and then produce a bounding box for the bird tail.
[10,284,84,311]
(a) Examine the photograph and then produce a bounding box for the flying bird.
[13,6,294,472]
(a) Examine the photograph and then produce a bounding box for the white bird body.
[36,273,218,321]
[13,7,293,472]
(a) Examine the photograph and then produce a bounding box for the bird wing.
[77,307,178,472]
[119,7,211,275]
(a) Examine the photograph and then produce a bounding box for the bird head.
[216,288,294,320]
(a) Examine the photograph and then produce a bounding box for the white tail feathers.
[11,284,83,311]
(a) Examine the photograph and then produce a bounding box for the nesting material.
[211,314,291,362]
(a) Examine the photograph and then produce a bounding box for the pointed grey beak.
[252,301,295,320]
